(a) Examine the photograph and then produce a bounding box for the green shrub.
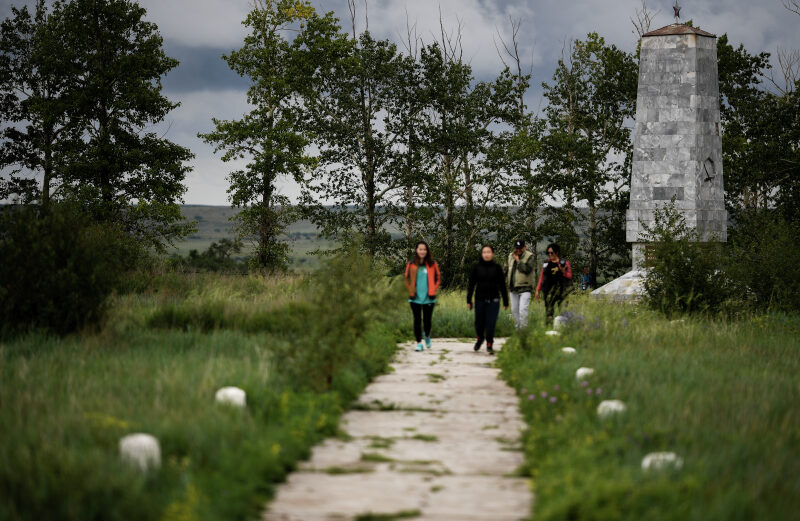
[0,203,138,336]
[724,211,800,312]
[639,201,730,316]
[274,246,402,392]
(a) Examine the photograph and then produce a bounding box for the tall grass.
[498,294,800,521]
[0,253,401,521]
[387,290,515,340]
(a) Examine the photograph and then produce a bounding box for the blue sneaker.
[415,343,424,352]
[424,337,432,349]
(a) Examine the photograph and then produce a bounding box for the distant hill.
[174,205,330,269]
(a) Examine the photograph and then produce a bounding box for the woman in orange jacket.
[404,241,441,351]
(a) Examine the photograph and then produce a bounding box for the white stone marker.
[119,433,161,471]
[215,386,247,407]
[597,400,627,419]
[553,316,568,330]
[562,347,577,355]
[545,330,560,336]
[641,452,683,471]
[575,367,595,380]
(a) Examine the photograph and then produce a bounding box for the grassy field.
[497,294,800,521]
[3,254,798,520]
[0,258,405,521]
[0,259,495,521]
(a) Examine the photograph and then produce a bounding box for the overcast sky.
[2,0,799,205]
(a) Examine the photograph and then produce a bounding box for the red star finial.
[673,1,682,22]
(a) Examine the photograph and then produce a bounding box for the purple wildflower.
[553,384,560,391]
[528,394,535,400]
[549,396,557,403]
[581,381,589,387]
[540,391,548,398]
[596,388,603,395]
[586,388,593,395]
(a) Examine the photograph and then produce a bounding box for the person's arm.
[517,254,535,274]
[466,265,477,308]
[404,263,414,296]
[498,265,509,307]
[534,265,545,300]
[563,260,572,279]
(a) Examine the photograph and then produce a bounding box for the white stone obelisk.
[593,23,726,299]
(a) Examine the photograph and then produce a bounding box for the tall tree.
[59,0,193,250]
[494,17,546,269]
[539,34,637,286]
[1,0,193,251]
[294,2,404,259]
[200,0,317,271]
[0,0,79,206]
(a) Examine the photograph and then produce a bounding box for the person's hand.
[534,291,540,301]
[503,304,509,310]
[513,252,520,261]
[467,302,473,311]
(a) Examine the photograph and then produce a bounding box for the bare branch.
[784,0,800,16]
[348,0,357,39]
[631,0,659,39]
[768,45,800,96]
[401,7,420,58]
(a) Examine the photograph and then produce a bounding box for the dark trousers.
[474,299,500,344]
[410,302,435,342]
[544,285,569,323]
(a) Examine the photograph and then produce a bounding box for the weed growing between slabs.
[497,295,800,521]
[0,251,403,521]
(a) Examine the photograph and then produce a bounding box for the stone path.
[263,338,532,521]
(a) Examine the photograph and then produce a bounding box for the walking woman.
[467,245,509,355]
[534,242,573,325]
[404,241,441,352]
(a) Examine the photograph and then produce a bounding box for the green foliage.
[272,245,402,392]
[639,201,729,316]
[0,203,138,336]
[497,297,800,521]
[724,210,800,312]
[539,33,637,287]
[0,0,194,251]
[200,0,316,271]
[294,17,406,259]
[168,238,247,273]
[718,34,800,220]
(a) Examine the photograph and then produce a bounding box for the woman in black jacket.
[467,245,509,355]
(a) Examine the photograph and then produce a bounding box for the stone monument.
[592,19,727,299]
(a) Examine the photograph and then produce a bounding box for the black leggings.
[410,302,435,342]
[475,299,500,344]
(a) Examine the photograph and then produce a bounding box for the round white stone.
[215,386,247,407]
[641,452,683,471]
[553,315,568,330]
[597,399,627,419]
[545,330,560,336]
[561,347,577,355]
[575,367,595,380]
[119,433,161,471]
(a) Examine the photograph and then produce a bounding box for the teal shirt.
[409,265,436,305]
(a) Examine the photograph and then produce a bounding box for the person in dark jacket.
[534,242,573,325]
[467,245,509,355]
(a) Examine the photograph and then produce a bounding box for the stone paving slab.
[262,338,532,521]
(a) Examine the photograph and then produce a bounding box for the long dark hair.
[547,242,561,256]
[413,241,434,266]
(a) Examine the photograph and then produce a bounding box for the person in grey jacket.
[505,239,536,329]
